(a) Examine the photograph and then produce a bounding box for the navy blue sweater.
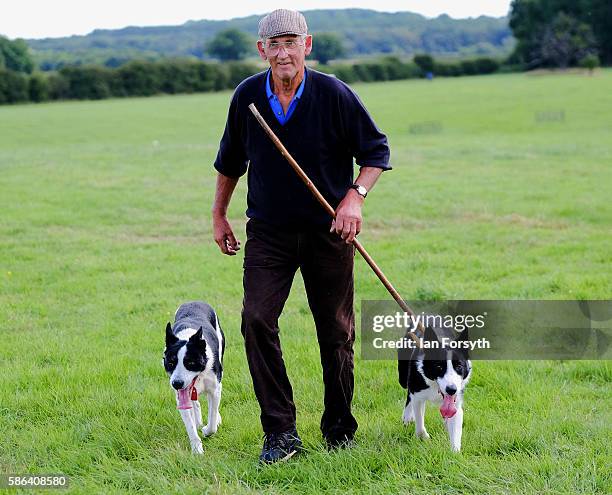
[213,68,391,227]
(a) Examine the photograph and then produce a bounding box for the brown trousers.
[241,218,358,439]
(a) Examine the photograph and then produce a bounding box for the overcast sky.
[2,1,512,40]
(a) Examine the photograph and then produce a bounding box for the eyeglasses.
[265,39,305,56]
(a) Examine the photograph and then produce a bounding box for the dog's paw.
[402,406,414,424]
[450,442,461,452]
[415,429,430,440]
[202,424,218,437]
[191,440,204,454]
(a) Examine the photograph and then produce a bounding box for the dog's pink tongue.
[440,394,457,419]
[177,388,192,410]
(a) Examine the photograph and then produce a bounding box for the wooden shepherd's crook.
[248,103,424,344]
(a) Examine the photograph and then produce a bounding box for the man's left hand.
[330,189,364,244]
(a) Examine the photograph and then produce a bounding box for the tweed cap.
[258,9,308,39]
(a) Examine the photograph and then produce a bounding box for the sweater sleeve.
[213,91,249,178]
[341,85,391,170]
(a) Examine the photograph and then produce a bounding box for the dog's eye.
[184,357,205,370]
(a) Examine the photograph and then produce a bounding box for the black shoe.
[259,427,303,464]
[325,432,354,451]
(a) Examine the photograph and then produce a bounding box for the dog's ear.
[165,322,178,347]
[190,326,204,345]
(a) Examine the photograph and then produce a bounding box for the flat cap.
[258,9,308,39]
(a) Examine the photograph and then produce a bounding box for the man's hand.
[213,214,241,255]
[330,189,364,244]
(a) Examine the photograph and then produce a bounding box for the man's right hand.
[213,214,241,256]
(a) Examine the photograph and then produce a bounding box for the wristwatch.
[350,183,368,198]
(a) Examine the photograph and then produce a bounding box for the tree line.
[0,60,256,104]
[0,55,506,105]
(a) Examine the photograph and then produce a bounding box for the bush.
[117,61,161,96]
[474,57,500,74]
[414,54,435,75]
[226,62,259,89]
[187,62,217,92]
[434,62,463,77]
[107,70,127,97]
[381,57,420,80]
[324,58,421,84]
[579,54,600,72]
[0,69,29,103]
[28,72,49,102]
[363,62,390,81]
[207,64,230,91]
[158,60,198,94]
[327,64,357,84]
[460,60,478,75]
[434,57,500,77]
[352,63,375,82]
[59,66,112,99]
[47,72,70,100]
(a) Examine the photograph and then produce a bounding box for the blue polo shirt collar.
[266,68,307,125]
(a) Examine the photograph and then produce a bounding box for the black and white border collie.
[163,301,225,454]
[398,325,472,452]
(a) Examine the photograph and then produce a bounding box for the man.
[211,9,391,463]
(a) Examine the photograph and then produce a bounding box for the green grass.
[1,70,611,494]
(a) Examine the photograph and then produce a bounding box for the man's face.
[257,34,313,82]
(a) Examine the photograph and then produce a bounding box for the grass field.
[1,70,611,494]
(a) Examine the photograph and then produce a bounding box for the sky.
[2,1,512,40]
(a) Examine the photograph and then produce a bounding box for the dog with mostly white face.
[398,324,472,452]
[163,301,225,454]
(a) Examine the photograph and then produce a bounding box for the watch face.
[353,184,367,197]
